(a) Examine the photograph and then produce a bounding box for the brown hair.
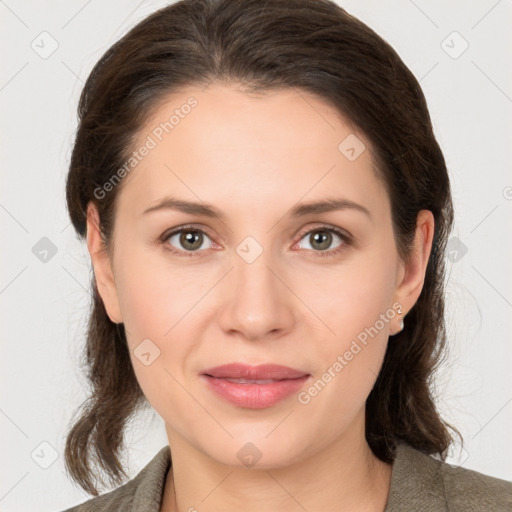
[64,0,460,496]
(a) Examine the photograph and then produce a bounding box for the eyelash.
[160,224,353,259]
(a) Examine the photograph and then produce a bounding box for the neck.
[161,414,392,512]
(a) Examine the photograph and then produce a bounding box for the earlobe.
[393,210,435,327]
[390,303,404,336]
[86,202,123,324]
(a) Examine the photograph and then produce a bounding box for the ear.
[393,210,435,328]
[86,202,123,324]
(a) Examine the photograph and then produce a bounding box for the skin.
[86,82,434,512]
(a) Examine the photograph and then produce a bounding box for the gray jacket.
[61,442,512,511]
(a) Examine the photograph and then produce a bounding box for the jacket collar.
[384,442,448,511]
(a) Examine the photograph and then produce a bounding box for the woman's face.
[89,82,418,468]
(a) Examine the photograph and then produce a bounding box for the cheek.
[112,245,209,396]
[117,272,169,340]
[114,241,202,338]
[298,248,397,407]
[306,248,398,345]
[114,266,193,421]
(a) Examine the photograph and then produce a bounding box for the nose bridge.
[236,240,278,297]
[217,234,294,340]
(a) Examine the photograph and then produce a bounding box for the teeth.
[223,378,278,384]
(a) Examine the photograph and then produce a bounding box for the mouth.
[201,362,309,380]
[200,363,310,409]
[211,377,288,384]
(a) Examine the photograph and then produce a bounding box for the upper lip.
[202,363,309,380]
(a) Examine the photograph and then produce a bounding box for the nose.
[217,247,296,342]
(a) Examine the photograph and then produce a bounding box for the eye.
[160,224,352,258]
[162,225,214,257]
[295,226,351,258]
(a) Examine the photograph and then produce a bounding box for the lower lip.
[201,374,310,409]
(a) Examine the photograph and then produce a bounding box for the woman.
[60,0,511,510]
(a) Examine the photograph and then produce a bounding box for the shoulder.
[59,445,171,512]
[385,442,512,512]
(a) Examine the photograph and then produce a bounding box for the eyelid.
[160,223,216,242]
[294,222,352,243]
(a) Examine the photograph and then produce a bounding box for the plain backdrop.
[1,1,511,510]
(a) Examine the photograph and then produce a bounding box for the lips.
[200,363,311,408]
[201,363,309,381]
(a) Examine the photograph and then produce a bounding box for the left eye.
[296,227,348,255]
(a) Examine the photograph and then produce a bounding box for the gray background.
[1,0,511,510]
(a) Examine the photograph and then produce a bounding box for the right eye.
[162,225,215,257]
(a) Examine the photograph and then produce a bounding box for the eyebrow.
[142,196,372,220]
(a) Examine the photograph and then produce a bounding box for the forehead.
[117,82,389,220]
[137,82,361,156]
